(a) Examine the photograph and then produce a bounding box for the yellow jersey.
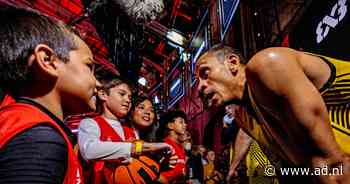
[246,141,279,184]
[235,54,350,165]
[319,55,350,155]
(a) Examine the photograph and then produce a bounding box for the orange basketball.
[104,156,160,184]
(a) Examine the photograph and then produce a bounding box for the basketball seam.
[137,157,159,178]
[126,166,136,184]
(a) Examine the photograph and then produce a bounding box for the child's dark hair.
[129,95,158,142]
[0,5,77,95]
[130,95,157,115]
[156,110,188,140]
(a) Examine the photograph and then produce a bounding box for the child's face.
[206,151,215,162]
[106,83,132,118]
[170,117,187,136]
[57,36,97,114]
[132,99,155,129]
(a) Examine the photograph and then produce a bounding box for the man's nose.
[197,80,207,97]
[197,80,207,94]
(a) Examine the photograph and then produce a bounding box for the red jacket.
[0,94,15,108]
[161,137,186,182]
[0,102,83,184]
[89,116,136,184]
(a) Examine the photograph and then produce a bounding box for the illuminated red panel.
[0,0,114,73]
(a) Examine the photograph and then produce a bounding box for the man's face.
[195,53,238,107]
[57,36,97,114]
[106,83,132,118]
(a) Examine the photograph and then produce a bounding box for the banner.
[289,0,350,60]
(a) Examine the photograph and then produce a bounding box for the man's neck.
[224,81,248,107]
[235,69,247,102]
[224,69,247,106]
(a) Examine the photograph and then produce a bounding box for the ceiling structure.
[83,0,210,110]
[0,0,316,143]
[0,0,118,73]
[0,0,209,109]
[0,0,312,112]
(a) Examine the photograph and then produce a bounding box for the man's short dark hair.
[156,110,188,140]
[0,5,77,94]
[198,44,246,64]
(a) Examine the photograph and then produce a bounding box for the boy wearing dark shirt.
[0,5,97,184]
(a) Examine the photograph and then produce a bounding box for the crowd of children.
[0,4,247,184]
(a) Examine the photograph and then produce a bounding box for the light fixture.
[181,51,191,62]
[193,41,206,62]
[138,77,147,86]
[154,95,160,104]
[170,79,181,93]
[166,29,188,47]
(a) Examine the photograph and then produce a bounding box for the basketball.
[104,156,160,184]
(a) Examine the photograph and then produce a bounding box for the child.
[203,150,223,184]
[157,110,188,183]
[129,95,158,142]
[0,5,97,183]
[78,75,172,183]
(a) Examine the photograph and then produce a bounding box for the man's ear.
[29,44,59,77]
[224,54,240,76]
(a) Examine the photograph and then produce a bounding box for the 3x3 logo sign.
[316,0,348,44]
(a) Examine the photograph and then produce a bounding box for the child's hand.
[150,143,174,154]
[168,155,178,168]
[159,154,178,169]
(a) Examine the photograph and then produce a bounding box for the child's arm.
[78,118,133,161]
